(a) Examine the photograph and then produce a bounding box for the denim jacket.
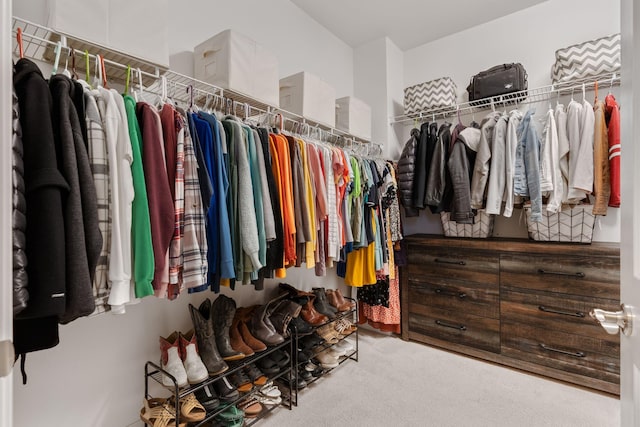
[516,109,542,223]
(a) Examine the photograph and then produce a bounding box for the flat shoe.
[335,339,354,352]
[140,398,187,427]
[238,398,263,418]
[259,384,282,398]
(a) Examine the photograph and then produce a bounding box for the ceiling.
[291,0,548,51]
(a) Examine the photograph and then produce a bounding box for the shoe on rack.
[299,333,324,352]
[316,323,341,344]
[297,293,329,326]
[213,376,240,402]
[211,295,245,361]
[189,299,229,376]
[327,345,346,358]
[314,349,339,369]
[194,382,220,412]
[230,314,255,357]
[173,393,206,423]
[229,369,254,393]
[256,354,281,375]
[268,299,302,338]
[238,397,263,418]
[258,384,282,399]
[326,289,353,312]
[214,404,245,426]
[312,287,338,318]
[139,398,179,427]
[334,318,357,336]
[255,394,282,406]
[178,330,209,385]
[250,304,285,346]
[236,307,268,352]
[333,288,356,311]
[287,315,314,336]
[159,331,188,388]
[244,363,268,386]
[269,349,291,369]
[298,368,313,382]
[334,339,354,353]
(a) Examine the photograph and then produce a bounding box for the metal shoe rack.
[289,297,359,407]
[144,337,294,426]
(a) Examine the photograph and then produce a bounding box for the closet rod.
[391,72,621,125]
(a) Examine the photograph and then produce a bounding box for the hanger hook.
[16,27,24,59]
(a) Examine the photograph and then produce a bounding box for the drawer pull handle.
[434,258,466,266]
[435,288,467,299]
[537,269,585,278]
[540,343,585,358]
[538,306,586,318]
[435,320,467,331]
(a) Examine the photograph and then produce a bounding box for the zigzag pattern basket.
[440,210,494,239]
[525,205,595,243]
[404,77,457,115]
[551,34,620,84]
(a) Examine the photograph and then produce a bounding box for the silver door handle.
[589,304,634,336]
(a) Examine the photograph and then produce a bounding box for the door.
[617,0,640,425]
[0,0,13,426]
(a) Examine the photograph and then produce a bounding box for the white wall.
[12,1,355,426]
[400,0,621,242]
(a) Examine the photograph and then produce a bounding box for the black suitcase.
[466,63,528,105]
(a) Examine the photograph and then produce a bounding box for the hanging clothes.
[605,93,621,207]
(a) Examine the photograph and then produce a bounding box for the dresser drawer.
[501,320,619,384]
[501,287,620,342]
[407,248,499,286]
[408,304,500,353]
[409,277,499,319]
[500,254,619,299]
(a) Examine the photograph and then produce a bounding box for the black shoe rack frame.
[289,296,359,407]
[144,337,294,427]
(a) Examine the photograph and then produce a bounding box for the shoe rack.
[144,337,294,426]
[289,297,359,407]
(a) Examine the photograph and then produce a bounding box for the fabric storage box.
[194,29,279,106]
[403,77,457,116]
[525,205,596,243]
[551,34,620,84]
[440,209,494,239]
[280,72,336,127]
[335,96,372,140]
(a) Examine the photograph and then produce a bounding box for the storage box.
[335,96,371,140]
[404,77,457,116]
[440,210,494,239]
[551,34,620,84]
[194,29,279,106]
[280,72,336,127]
[525,205,595,243]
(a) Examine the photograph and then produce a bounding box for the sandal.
[238,397,264,418]
[139,398,187,427]
[214,404,245,424]
[174,393,206,423]
[334,319,356,336]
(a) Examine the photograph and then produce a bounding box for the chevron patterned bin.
[440,209,494,239]
[525,205,595,243]
[404,77,457,116]
[551,34,620,84]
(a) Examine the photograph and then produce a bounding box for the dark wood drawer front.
[407,249,499,286]
[501,287,620,343]
[408,304,500,353]
[409,278,499,319]
[502,321,619,383]
[500,254,619,299]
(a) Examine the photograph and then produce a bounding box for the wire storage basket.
[440,209,494,238]
[525,204,596,243]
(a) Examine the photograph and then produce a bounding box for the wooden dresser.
[401,235,620,395]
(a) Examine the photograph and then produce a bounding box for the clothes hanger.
[16,27,24,59]
[186,84,195,111]
[608,73,616,95]
[93,54,102,88]
[70,48,78,80]
[581,83,586,102]
[61,47,71,78]
[100,54,109,89]
[456,106,462,126]
[594,80,599,103]
[124,65,131,96]
[51,41,62,76]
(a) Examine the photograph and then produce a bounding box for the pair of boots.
[326,288,355,312]
[159,330,208,388]
[231,307,267,356]
[248,301,285,346]
[189,295,245,377]
[279,283,328,326]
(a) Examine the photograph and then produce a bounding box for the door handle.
[589,304,634,336]
[0,340,14,378]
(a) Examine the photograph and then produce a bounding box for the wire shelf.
[391,72,621,125]
[12,17,166,87]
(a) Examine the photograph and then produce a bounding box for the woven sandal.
[139,398,187,427]
[334,319,356,336]
[175,393,206,423]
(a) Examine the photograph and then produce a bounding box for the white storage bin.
[335,96,372,140]
[279,72,336,127]
[194,30,279,106]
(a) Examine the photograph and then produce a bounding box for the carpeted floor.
[259,327,620,427]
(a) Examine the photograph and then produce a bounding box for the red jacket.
[605,94,620,207]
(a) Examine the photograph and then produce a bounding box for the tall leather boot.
[159,331,188,388]
[230,314,255,357]
[299,293,329,325]
[312,287,337,318]
[189,299,228,375]
[250,304,285,346]
[268,299,302,338]
[179,330,209,385]
[237,307,268,352]
[211,295,244,361]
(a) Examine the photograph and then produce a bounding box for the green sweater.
[123,95,155,298]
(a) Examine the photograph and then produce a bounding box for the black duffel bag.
[466,63,528,104]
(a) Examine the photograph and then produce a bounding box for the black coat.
[12,90,28,316]
[50,74,101,324]
[13,58,68,354]
[396,129,419,217]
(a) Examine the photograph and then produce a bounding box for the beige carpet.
[258,328,620,427]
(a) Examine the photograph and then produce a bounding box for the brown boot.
[230,315,254,357]
[326,289,352,312]
[237,307,267,352]
[299,294,328,326]
[333,289,356,310]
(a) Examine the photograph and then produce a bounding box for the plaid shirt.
[167,107,185,299]
[85,88,111,315]
[181,114,208,289]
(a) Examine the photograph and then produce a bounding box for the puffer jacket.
[12,90,28,315]
[397,128,420,217]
